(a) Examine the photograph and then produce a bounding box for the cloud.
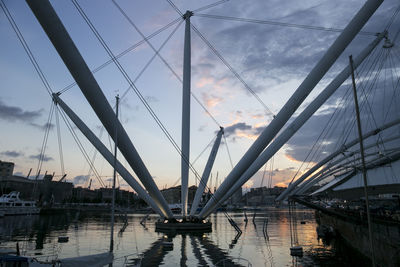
[223,122,252,138]
[73,175,90,184]
[0,150,23,158]
[246,167,302,188]
[201,92,223,108]
[222,121,266,141]
[29,154,54,162]
[0,100,42,122]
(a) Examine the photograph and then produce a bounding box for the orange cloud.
[275,182,288,187]
[196,77,214,88]
[202,93,223,108]
[236,131,258,140]
[244,179,254,188]
[285,153,303,163]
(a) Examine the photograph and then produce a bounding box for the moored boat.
[0,191,40,215]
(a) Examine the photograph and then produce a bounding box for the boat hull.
[0,207,40,216]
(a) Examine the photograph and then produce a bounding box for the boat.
[0,192,40,215]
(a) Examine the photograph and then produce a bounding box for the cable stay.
[2,0,108,188]
[58,17,182,94]
[57,106,107,188]
[286,34,391,189]
[35,102,55,178]
[191,23,274,117]
[119,19,184,102]
[71,0,207,186]
[194,13,378,36]
[164,0,274,118]
[111,0,221,127]
[71,0,236,206]
[192,0,230,13]
[223,133,234,170]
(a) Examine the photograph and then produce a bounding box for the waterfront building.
[0,161,14,177]
[0,163,73,204]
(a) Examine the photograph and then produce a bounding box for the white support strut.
[190,127,224,216]
[181,10,193,217]
[205,31,386,214]
[292,135,400,196]
[26,0,173,218]
[277,118,400,201]
[199,0,384,219]
[53,94,165,217]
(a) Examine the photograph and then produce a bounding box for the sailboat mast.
[181,10,193,218]
[349,56,375,267]
[110,95,119,253]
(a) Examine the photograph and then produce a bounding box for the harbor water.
[0,208,370,266]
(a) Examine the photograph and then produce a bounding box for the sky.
[0,0,399,192]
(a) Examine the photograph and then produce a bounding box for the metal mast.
[190,127,224,216]
[26,0,173,219]
[110,95,119,253]
[181,10,193,218]
[199,0,384,218]
[349,55,375,266]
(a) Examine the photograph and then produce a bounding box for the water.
[0,208,369,266]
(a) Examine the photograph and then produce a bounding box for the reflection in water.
[190,236,207,266]
[0,208,369,266]
[199,235,242,266]
[140,238,168,266]
[180,234,187,266]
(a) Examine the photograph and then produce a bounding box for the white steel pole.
[190,127,224,216]
[26,0,173,219]
[295,135,400,195]
[53,94,164,217]
[277,118,400,201]
[198,0,384,219]
[181,11,193,218]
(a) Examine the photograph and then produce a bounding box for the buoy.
[290,246,303,257]
[58,236,69,243]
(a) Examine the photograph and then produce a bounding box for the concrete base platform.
[155,221,212,233]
